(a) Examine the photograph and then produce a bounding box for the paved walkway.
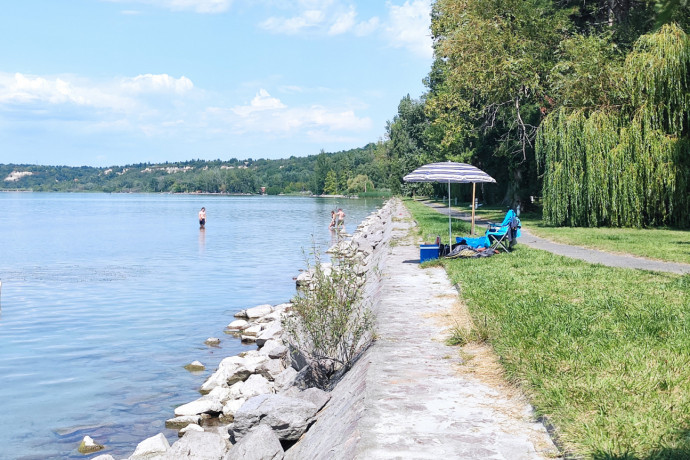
[287,200,559,459]
[424,201,690,275]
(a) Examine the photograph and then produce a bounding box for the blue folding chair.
[486,209,521,252]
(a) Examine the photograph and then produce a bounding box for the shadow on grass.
[592,448,690,460]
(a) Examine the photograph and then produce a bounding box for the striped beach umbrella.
[404,161,496,244]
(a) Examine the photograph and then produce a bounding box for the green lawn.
[406,199,690,459]
[420,198,690,265]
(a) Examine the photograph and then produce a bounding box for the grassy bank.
[405,199,690,459]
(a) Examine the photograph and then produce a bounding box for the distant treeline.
[0,144,395,196]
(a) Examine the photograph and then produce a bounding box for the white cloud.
[260,9,326,34]
[210,88,371,137]
[121,74,194,94]
[104,0,232,14]
[231,89,286,116]
[354,16,380,36]
[0,72,134,111]
[384,0,432,58]
[328,6,356,35]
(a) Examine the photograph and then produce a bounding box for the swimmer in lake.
[199,207,206,229]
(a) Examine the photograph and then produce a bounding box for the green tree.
[323,170,338,195]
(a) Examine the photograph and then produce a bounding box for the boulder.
[91,455,116,460]
[256,358,285,382]
[78,436,104,454]
[221,397,246,422]
[283,387,331,411]
[239,373,274,398]
[245,304,273,319]
[224,424,284,460]
[242,325,262,337]
[255,310,283,324]
[204,337,221,346]
[129,433,170,460]
[163,431,229,460]
[174,395,222,417]
[259,340,287,359]
[165,415,201,429]
[200,354,269,393]
[273,367,298,392]
[232,394,319,441]
[234,309,248,319]
[240,335,257,343]
[184,361,205,372]
[226,319,249,331]
[178,423,204,437]
[256,321,282,347]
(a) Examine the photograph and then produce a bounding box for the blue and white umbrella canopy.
[403,162,496,184]
[404,161,496,244]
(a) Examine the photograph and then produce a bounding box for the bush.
[284,243,375,381]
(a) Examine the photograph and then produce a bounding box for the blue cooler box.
[419,244,439,263]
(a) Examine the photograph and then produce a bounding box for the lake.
[0,193,382,460]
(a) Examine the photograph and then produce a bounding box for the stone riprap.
[111,199,398,459]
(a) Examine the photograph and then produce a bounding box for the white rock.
[78,435,104,454]
[165,415,201,429]
[255,310,283,324]
[239,373,274,398]
[221,397,246,420]
[226,319,249,331]
[91,455,116,460]
[245,304,273,319]
[224,424,284,460]
[274,367,298,392]
[184,361,205,371]
[256,358,285,382]
[256,321,282,347]
[178,423,204,437]
[130,433,170,460]
[241,335,257,343]
[204,337,221,346]
[200,354,269,393]
[234,309,248,319]
[164,431,229,459]
[174,396,222,417]
[243,325,262,337]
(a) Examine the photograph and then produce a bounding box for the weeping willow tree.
[537,23,690,227]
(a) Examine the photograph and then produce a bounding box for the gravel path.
[423,201,690,275]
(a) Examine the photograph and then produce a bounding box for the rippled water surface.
[0,193,382,460]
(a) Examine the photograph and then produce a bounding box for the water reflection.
[198,227,206,254]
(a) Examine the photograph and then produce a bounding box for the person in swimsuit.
[198,207,206,228]
[329,210,336,229]
[336,208,345,230]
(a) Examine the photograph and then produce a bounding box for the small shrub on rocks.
[285,243,375,384]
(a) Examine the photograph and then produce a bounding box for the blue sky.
[0,0,433,167]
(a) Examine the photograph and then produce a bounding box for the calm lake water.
[0,193,382,460]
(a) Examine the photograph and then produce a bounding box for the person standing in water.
[336,208,345,230]
[198,207,206,229]
[329,210,336,229]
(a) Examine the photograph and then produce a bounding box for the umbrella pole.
[471,182,476,235]
[448,180,452,248]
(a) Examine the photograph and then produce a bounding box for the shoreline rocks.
[110,198,398,460]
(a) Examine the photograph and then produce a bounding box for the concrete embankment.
[89,198,558,459]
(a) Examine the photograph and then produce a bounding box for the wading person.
[336,208,345,230]
[198,207,206,229]
[329,210,336,229]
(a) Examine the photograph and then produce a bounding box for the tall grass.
[405,199,690,459]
